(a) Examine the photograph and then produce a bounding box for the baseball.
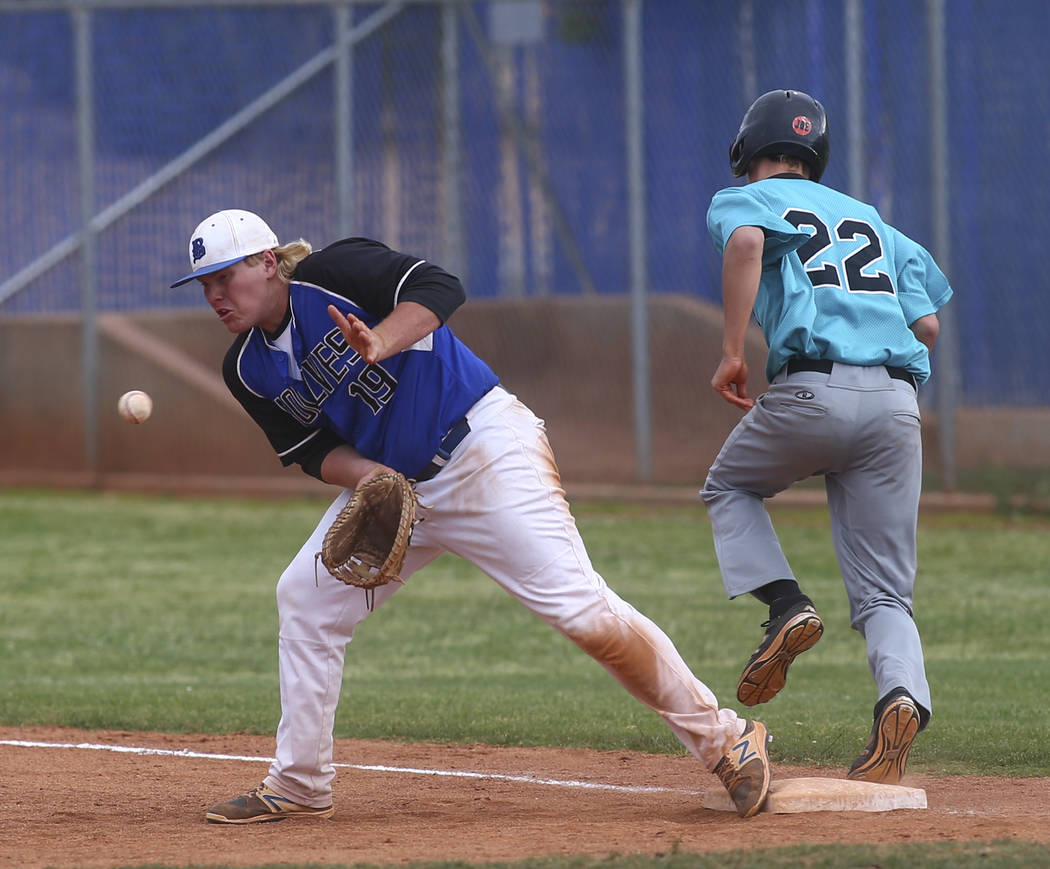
[117,389,153,424]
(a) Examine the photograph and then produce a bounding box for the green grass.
[2,489,1049,769]
[2,489,1050,868]
[97,840,1050,869]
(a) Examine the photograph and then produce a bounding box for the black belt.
[415,418,471,482]
[785,358,916,390]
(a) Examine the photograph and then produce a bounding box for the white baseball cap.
[170,209,279,287]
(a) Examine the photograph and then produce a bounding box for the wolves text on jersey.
[273,327,398,424]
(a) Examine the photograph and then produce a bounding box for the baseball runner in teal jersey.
[171,209,774,822]
[702,90,953,783]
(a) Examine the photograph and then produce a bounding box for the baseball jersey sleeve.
[707,186,812,263]
[890,229,954,324]
[292,238,466,323]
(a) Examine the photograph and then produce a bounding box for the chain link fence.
[2,0,1048,488]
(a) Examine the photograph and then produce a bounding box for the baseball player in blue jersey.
[702,91,953,783]
[171,209,774,822]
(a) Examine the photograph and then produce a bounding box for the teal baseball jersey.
[707,175,953,383]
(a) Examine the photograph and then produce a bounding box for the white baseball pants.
[265,386,743,806]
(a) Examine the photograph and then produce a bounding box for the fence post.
[845,0,865,201]
[334,1,354,236]
[441,2,465,280]
[929,0,959,490]
[75,4,100,481]
[623,0,651,481]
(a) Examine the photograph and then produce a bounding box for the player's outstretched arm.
[328,302,440,365]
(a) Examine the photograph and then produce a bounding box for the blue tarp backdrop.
[2,1,1047,406]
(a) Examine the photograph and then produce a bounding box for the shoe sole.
[847,699,921,784]
[736,612,823,706]
[206,807,335,824]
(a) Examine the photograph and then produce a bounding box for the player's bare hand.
[356,462,395,489]
[328,304,387,364]
[711,357,754,410]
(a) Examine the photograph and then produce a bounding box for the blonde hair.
[243,238,313,283]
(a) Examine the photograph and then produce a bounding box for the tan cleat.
[205,783,334,824]
[713,720,772,818]
[736,602,823,706]
[847,695,921,784]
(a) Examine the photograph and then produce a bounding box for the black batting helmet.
[729,89,830,182]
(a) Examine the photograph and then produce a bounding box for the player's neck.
[747,159,811,183]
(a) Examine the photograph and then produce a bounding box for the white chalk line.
[0,739,701,796]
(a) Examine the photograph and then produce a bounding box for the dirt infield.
[2,727,1048,868]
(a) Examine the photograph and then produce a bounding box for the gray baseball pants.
[701,362,932,715]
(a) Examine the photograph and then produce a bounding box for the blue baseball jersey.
[223,238,499,479]
[707,175,953,383]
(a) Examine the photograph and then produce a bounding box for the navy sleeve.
[291,237,466,323]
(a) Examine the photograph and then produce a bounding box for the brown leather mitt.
[318,472,418,593]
